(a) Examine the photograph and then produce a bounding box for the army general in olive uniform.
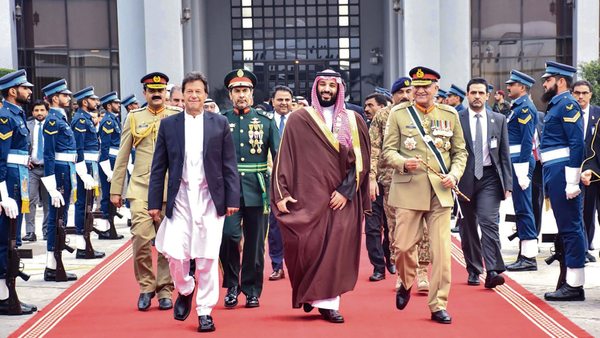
[382,67,467,324]
[110,72,180,311]
[220,69,279,309]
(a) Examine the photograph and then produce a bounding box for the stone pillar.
[574,0,600,69]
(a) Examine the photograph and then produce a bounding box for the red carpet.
[11,237,590,337]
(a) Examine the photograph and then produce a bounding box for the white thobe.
[155,111,225,315]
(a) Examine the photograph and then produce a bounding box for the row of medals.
[248,118,264,154]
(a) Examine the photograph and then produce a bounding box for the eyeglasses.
[572,91,591,96]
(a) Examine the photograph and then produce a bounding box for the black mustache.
[152,96,162,100]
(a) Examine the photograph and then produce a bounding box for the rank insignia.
[229,123,236,132]
[522,108,529,113]
[49,121,56,126]
[79,118,86,124]
[566,104,574,111]
[0,118,8,124]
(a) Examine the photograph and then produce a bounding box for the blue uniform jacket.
[43,108,76,176]
[0,100,30,182]
[71,108,99,163]
[541,91,584,168]
[508,95,537,163]
[98,112,121,162]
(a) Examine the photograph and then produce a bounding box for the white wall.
[574,0,600,70]
[0,0,18,69]
[117,0,147,101]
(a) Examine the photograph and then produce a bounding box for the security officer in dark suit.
[219,69,280,308]
[40,79,78,282]
[504,70,539,271]
[448,84,466,112]
[0,69,37,315]
[96,92,124,240]
[71,87,104,259]
[539,61,586,301]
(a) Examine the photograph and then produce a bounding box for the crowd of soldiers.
[0,58,598,329]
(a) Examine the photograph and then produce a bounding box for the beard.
[318,92,337,107]
[541,83,558,103]
[16,94,30,105]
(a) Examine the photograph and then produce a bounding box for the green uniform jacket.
[222,107,280,207]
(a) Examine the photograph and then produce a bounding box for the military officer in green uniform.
[220,69,280,309]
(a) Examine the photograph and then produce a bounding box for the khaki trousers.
[393,193,451,312]
[383,186,431,266]
[129,199,173,299]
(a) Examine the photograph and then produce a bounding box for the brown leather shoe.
[269,269,285,281]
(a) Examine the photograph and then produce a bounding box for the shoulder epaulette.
[390,101,412,113]
[128,107,145,114]
[166,105,183,112]
[256,109,274,119]
[436,103,458,114]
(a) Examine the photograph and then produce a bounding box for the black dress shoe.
[544,283,585,301]
[174,292,194,320]
[198,315,216,332]
[387,263,397,274]
[224,286,240,308]
[138,292,155,311]
[431,309,452,324]
[97,230,124,240]
[450,225,460,233]
[245,296,260,308]
[484,271,505,289]
[369,271,385,282]
[506,255,537,271]
[22,232,37,242]
[467,272,480,286]
[395,285,411,310]
[44,268,78,282]
[318,308,344,323]
[158,298,173,310]
[76,249,106,259]
[0,299,36,315]
[585,252,596,263]
[303,303,314,313]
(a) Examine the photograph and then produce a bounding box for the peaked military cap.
[42,79,71,97]
[542,61,577,79]
[100,91,120,105]
[408,66,440,86]
[73,86,98,101]
[224,69,257,89]
[0,69,33,90]
[448,84,466,99]
[436,89,448,98]
[506,70,536,87]
[121,94,138,107]
[141,72,169,89]
[391,76,412,94]
[488,84,494,93]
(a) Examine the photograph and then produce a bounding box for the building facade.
[0,0,598,109]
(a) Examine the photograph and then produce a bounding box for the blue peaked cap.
[100,91,120,105]
[448,84,466,100]
[73,86,98,101]
[506,70,535,87]
[0,69,33,90]
[542,61,577,79]
[42,79,72,97]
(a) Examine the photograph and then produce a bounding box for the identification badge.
[490,138,498,149]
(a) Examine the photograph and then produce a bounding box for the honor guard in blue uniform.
[448,84,466,112]
[96,92,124,240]
[71,86,105,259]
[504,70,539,271]
[40,79,78,282]
[539,61,586,301]
[0,70,37,315]
[220,69,280,309]
[436,88,448,104]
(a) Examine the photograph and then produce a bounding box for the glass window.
[67,0,110,49]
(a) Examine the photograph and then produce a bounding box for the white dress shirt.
[583,106,589,139]
[274,111,288,131]
[469,108,492,166]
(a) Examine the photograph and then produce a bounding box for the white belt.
[84,152,99,162]
[540,147,570,164]
[7,153,29,166]
[109,147,119,156]
[509,145,521,155]
[56,152,77,163]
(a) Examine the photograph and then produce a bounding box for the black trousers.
[365,182,391,273]
[583,183,600,250]
[459,167,505,275]
[531,160,544,236]
[219,203,267,298]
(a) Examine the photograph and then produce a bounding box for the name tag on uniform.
[490,137,498,149]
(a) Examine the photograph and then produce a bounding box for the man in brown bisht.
[271,69,371,324]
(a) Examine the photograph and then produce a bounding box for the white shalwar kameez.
[155,112,225,316]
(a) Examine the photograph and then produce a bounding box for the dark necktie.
[279,115,286,137]
[474,113,483,179]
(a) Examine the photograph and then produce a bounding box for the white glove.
[513,162,531,190]
[75,161,96,190]
[565,166,582,199]
[99,160,114,182]
[127,156,134,175]
[0,181,18,219]
[41,175,65,208]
